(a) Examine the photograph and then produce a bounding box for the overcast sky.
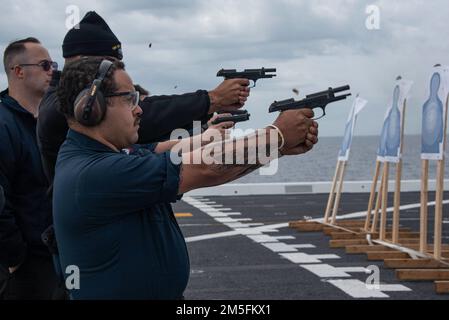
[0,0,448,137]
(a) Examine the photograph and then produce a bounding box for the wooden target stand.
[289,96,449,295]
[403,94,449,293]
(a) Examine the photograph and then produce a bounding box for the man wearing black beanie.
[37,11,250,184]
[61,11,123,60]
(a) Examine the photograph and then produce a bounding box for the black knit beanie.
[62,11,123,60]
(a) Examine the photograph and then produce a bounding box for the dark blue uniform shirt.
[0,89,52,268]
[53,129,189,299]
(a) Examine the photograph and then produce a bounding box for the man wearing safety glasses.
[0,37,60,299]
[53,57,317,300]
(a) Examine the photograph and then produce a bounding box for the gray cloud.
[1,0,448,137]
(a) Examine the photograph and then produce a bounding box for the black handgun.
[217,68,276,87]
[211,110,250,125]
[217,109,248,115]
[269,85,351,119]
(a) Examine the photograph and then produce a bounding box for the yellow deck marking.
[175,213,193,218]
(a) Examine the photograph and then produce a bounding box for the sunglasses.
[12,59,58,72]
[104,91,140,110]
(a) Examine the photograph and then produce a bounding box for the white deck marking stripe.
[300,264,353,278]
[261,243,315,253]
[327,279,389,298]
[226,222,265,228]
[378,284,413,292]
[186,230,240,242]
[183,196,413,298]
[280,253,340,264]
[246,235,296,243]
[215,218,252,223]
[327,279,411,298]
[338,267,370,273]
[185,197,442,241]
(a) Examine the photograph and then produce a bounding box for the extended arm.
[178,109,319,194]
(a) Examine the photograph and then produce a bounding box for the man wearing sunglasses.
[14,60,58,73]
[0,37,60,299]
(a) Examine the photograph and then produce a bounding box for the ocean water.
[235,135,449,183]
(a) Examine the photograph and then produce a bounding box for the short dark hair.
[133,84,149,96]
[3,37,41,74]
[57,57,125,119]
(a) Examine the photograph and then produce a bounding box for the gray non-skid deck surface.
[174,192,449,300]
